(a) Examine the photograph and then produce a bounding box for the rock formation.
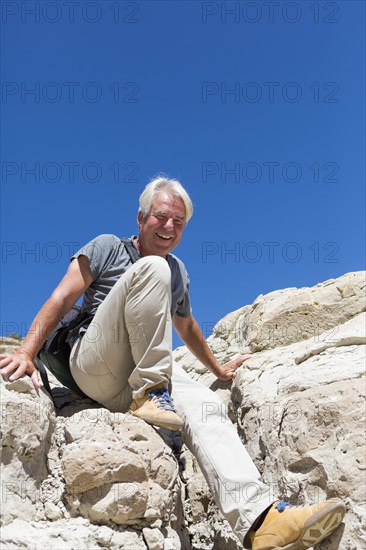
[1,271,365,549]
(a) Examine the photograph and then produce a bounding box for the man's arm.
[0,256,93,390]
[173,314,251,381]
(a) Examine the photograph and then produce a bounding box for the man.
[0,177,346,549]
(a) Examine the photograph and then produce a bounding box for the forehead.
[151,192,185,216]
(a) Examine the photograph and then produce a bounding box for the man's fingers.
[0,354,39,392]
[0,361,19,379]
[232,354,252,368]
[8,364,27,381]
[0,355,13,368]
[30,369,41,392]
[218,354,254,381]
[239,354,252,362]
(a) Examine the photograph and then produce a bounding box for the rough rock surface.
[1,271,365,549]
[174,271,366,550]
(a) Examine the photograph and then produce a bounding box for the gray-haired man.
[0,178,346,549]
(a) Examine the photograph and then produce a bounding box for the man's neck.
[134,236,168,259]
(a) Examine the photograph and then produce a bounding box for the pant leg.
[171,364,275,546]
[70,256,173,411]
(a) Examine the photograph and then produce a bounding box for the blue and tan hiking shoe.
[129,385,183,431]
[250,498,346,550]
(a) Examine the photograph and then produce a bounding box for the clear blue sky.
[1,0,365,348]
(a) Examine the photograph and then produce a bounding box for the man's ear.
[137,210,144,227]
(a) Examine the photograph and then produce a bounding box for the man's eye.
[153,213,184,226]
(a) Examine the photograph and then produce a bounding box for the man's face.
[137,192,186,257]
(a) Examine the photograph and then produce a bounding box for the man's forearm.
[176,317,222,377]
[19,294,72,360]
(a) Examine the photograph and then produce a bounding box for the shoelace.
[275,500,314,512]
[148,388,176,412]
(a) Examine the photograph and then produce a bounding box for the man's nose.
[164,217,175,231]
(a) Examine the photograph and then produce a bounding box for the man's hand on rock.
[0,351,41,391]
[216,354,252,381]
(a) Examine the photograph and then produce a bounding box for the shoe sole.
[129,410,183,431]
[277,500,346,550]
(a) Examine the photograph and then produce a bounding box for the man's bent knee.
[135,255,171,286]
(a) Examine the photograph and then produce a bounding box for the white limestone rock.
[0,373,56,526]
[142,527,165,550]
[174,271,365,549]
[229,271,365,351]
[1,270,365,549]
[61,409,179,526]
[0,518,100,550]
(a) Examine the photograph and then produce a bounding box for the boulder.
[0,372,56,526]
[1,271,365,549]
[174,271,365,549]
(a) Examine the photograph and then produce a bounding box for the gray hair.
[139,176,193,223]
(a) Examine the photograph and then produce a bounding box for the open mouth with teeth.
[156,232,173,241]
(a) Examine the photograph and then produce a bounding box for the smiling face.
[137,191,186,257]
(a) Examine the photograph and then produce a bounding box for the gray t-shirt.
[71,234,191,319]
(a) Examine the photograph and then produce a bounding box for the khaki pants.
[70,256,173,408]
[70,255,274,544]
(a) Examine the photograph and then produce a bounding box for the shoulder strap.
[36,356,55,404]
[120,237,141,264]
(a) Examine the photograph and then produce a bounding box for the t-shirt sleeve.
[175,263,192,318]
[175,285,192,317]
[70,234,121,281]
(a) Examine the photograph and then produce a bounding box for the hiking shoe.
[129,385,183,431]
[250,498,346,550]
